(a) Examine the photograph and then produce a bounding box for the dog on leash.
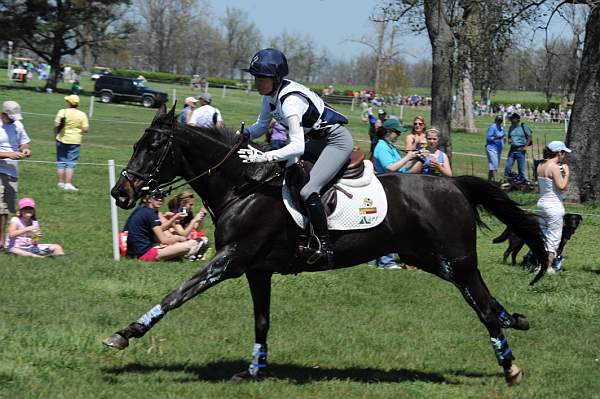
[492,213,583,265]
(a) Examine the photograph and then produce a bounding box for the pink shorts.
[138,247,159,262]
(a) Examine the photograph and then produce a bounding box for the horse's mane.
[177,122,283,185]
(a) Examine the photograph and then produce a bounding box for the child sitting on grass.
[5,197,65,257]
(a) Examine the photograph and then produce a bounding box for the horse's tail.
[453,176,548,285]
[492,228,511,244]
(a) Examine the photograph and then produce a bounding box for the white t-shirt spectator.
[0,120,31,177]
[189,105,223,128]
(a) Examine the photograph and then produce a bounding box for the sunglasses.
[151,195,165,200]
[414,122,424,126]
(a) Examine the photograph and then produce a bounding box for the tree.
[269,32,320,82]
[220,7,261,80]
[0,0,132,89]
[565,2,600,202]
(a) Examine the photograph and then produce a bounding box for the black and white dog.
[492,213,583,266]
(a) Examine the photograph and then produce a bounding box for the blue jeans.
[504,147,527,180]
[376,253,396,266]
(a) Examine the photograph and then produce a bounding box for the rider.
[237,48,354,269]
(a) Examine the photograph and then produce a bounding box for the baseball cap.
[18,197,36,210]
[64,94,80,105]
[184,96,198,106]
[377,109,386,115]
[494,115,503,122]
[199,92,212,103]
[382,118,407,133]
[2,101,23,121]
[547,141,572,153]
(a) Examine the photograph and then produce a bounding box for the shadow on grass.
[103,359,466,385]
[582,266,600,275]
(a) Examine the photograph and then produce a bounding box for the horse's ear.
[151,103,167,125]
[166,101,177,126]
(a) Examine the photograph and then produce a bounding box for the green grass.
[1,79,599,398]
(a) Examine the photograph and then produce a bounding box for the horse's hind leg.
[449,267,527,386]
[103,246,244,350]
[231,270,272,383]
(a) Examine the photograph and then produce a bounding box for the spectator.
[166,191,208,240]
[266,119,288,150]
[504,113,532,183]
[371,118,411,269]
[5,197,64,257]
[536,141,571,274]
[188,92,224,129]
[54,95,89,191]
[361,105,377,156]
[0,101,32,249]
[180,97,198,125]
[485,115,505,182]
[373,118,415,174]
[409,127,452,177]
[123,190,206,262]
[405,115,427,151]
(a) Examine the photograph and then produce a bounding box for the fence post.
[89,95,94,118]
[108,159,120,262]
[222,85,227,98]
[172,89,177,105]
[400,105,404,121]
[351,97,355,112]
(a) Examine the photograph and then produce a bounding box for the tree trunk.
[425,0,454,157]
[565,6,600,202]
[453,73,476,132]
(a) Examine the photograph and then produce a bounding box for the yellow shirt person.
[53,95,89,191]
[54,95,89,145]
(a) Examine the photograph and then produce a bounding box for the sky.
[210,0,575,62]
[210,0,431,61]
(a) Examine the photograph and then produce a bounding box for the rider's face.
[255,77,274,95]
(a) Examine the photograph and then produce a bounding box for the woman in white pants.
[536,141,571,274]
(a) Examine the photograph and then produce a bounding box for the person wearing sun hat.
[536,140,572,275]
[0,100,32,250]
[54,94,89,191]
[180,97,198,125]
[188,92,223,129]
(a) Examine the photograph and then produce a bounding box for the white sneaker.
[63,183,79,191]
[58,182,65,189]
[187,240,207,259]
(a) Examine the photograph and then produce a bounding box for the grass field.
[1,78,599,398]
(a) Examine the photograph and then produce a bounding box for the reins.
[155,130,246,195]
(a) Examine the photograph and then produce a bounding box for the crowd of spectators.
[476,103,571,124]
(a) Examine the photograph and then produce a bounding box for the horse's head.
[112,104,180,209]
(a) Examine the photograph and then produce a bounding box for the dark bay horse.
[103,104,548,385]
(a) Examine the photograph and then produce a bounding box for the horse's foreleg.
[231,270,272,383]
[450,268,525,386]
[103,246,244,350]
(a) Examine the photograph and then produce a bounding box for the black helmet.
[243,48,288,80]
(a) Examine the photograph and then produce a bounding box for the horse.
[103,104,548,386]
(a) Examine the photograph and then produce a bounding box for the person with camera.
[372,118,416,174]
[409,128,452,177]
[165,191,209,254]
[536,141,571,274]
[503,113,532,183]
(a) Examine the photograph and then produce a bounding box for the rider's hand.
[238,145,270,163]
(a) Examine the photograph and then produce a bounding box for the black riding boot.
[303,192,335,269]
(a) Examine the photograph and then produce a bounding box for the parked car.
[93,75,168,108]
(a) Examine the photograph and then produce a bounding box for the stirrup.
[297,234,323,265]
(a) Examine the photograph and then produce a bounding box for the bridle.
[120,125,245,196]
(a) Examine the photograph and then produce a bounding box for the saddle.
[285,147,368,216]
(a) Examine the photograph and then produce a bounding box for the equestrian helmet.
[243,48,288,80]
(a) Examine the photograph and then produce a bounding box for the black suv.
[93,75,168,108]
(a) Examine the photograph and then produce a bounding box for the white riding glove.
[238,145,270,163]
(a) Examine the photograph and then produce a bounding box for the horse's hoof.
[504,364,523,386]
[102,333,129,350]
[512,313,530,330]
[230,370,267,384]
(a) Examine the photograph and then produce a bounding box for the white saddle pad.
[282,163,388,231]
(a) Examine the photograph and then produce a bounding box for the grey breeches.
[300,125,354,200]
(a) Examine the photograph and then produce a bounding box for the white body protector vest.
[269,80,348,134]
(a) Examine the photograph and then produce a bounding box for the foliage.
[0,0,133,89]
